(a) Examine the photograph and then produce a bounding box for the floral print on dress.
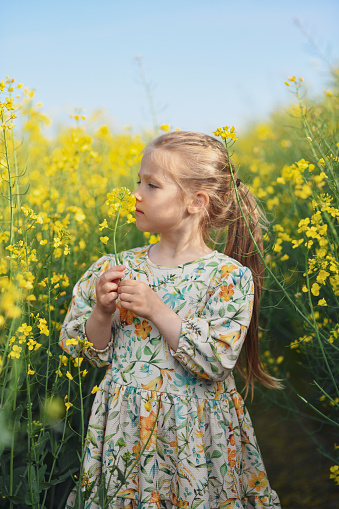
[59,246,281,508]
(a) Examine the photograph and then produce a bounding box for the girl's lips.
[135,209,144,214]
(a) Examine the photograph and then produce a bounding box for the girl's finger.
[119,279,138,288]
[100,268,125,283]
[100,282,118,294]
[119,292,134,302]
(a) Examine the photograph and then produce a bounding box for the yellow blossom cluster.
[330,465,339,485]
[8,322,42,359]
[0,77,17,130]
[212,125,238,141]
[105,187,136,221]
[262,350,284,376]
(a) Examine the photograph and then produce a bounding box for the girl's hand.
[118,280,163,321]
[95,265,126,316]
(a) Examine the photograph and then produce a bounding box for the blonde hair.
[144,131,281,398]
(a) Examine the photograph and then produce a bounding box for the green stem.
[9,362,18,509]
[11,129,21,224]
[112,193,126,265]
[2,113,15,279]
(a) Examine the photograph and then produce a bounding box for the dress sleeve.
[59,255,115,368]
[170,265,254,381]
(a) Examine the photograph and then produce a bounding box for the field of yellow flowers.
[0,72,338,508]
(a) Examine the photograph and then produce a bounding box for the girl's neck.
[148,235,212,266]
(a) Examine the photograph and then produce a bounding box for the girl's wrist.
[92,304,115,322]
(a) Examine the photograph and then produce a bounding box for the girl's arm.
[119,266,254,381]
[85,265,126,349]
[59,258,124,367]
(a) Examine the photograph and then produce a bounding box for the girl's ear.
[187,191,209,215]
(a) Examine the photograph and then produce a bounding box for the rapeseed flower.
[213,125,238,141]
[103,187,136,264]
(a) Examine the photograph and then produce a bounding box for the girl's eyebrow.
[138,172,161,181]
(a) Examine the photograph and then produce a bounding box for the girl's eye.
[136,180,141,185]
[149,183,157,189]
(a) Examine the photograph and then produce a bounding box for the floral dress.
[59,246,281,509]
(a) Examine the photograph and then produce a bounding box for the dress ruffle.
[65,378,280,508]
[66,491,281,508]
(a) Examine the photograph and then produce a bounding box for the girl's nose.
[132,188,141,201]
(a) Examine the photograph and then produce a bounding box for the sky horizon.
[2,0,339,136]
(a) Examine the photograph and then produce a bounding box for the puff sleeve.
[170,265,254,381]
[59,255,115,367]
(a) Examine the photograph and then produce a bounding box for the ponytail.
[224,182,282,398]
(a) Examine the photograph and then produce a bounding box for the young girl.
[60,131,281,508]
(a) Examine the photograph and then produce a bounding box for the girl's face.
[132,153,189,235]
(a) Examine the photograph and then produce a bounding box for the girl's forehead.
[139,152,178,183]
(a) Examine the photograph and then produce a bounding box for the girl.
[60,131,281,508]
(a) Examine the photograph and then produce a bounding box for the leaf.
[40,468,77,488]
[211,450,222,458]
[192,500,204,509]
[227,304,236,313]
[144,346,152,356]
[150,336,161,345]
[123,362,136,373]
[89,424,104,431]
[145,475,155,484]
[87,429,97,447]
[219,306,225,317]
[7,495,23,504]
[108,410,120,421]
[136,347,142,361]
[211,364,219,373]
[156,443,165,460]
[144,486,155,493]
[144,454,154,466]
[38,464,47,487]
[35,432,50,456]
[159,467,173,475]
[220,462,227,477]
[104,433,116,443]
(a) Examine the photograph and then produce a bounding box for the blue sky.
[2,0,339,135]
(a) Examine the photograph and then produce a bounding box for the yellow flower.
[73,357,83,367]
[311,283,320,296]
[9,344,22,359]
[213,125,237,141]
[27,364,35,375]
[82,369,88,377]
[317,270,330,285]
[65,402,73,411]
[99,219,108,231]
[318,298,327,306]
[160,124,171,132]
[100,236,109,245]
[59,355,68,366]
[66,371,73,380]
[91,385,100,394]
[66,338,78,346]
[144,401,152,412]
